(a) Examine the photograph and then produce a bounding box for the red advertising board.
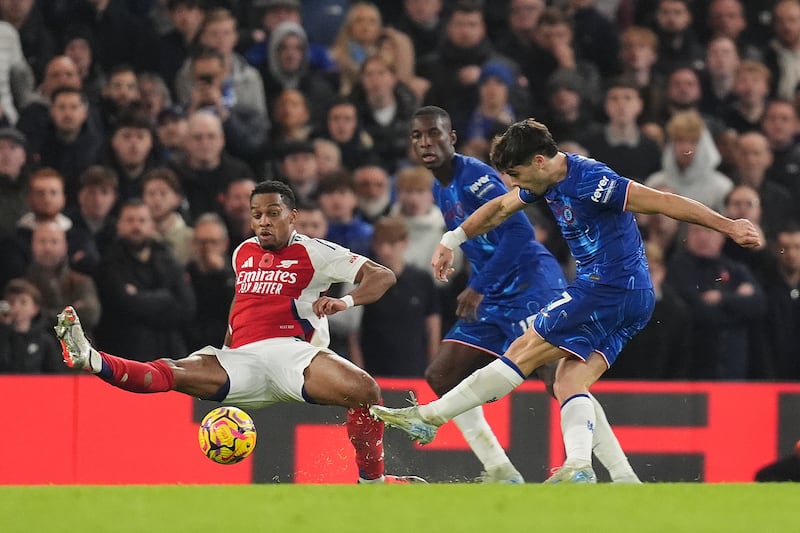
[1,376,798,484]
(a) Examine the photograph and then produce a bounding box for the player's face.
[410,115,456,169]
[250,192,297,250]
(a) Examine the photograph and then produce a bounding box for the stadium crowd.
[0,0,798,381]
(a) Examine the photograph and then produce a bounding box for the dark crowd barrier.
[2,376,798,484]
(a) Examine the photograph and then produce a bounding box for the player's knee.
[358,374,382,405]
[424,365,451,396]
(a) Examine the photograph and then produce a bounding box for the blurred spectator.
[420,1,524,136]
[321,96,375,171]
[606,242,691,379]
[461,61,518,160]
[537,7,603,109]
[495,0,550,116]
[646,110,733,211]
[61,25,105,105]
[720,60,771,132]
[388,165,451,276]
[33,88,103,206]
[705,0,763,62]
[294,200,329,238]
[0,278,62,374]
[353,163,391,224]
[762,99,800,215]
[313,137,343,175]
[171,109,254,221]
[99,108,163,203]
[566,0,622,78]
[351,55,416,173]
[754,224,800,380]
[25,220,101,334]
[328,1,385,96]
[155,105,188,165]
[541,70,599,144]
[261,21,336,127]
[16,55,83,151]
[94,199,196,361]
[721,184,772,276]
[698,36,740,118]
[653,0,705,76]
[68,165,118,257]
[0,126,29,233]
[316,170,373,257]
[275,139,319,204]
[269,88,316,145]
[580,76,662,183]
[377,26,430,103]
[0,0,56,84]
[729,131,795,237]
[98,65,142,134]
[618,25,665,124]
[763,0,800,101]
[16,167,100,275]
[62,0,160,74]
[158,0,205,97]
[175,8,267,116]
[0,20,35,126]
[666,223,766,379]
[300,0,349,48]
[755,440,800,482]
[184,212,235,351]
[352,216,440,377]
[183,47,269,170]
[657,66,724,134]
[138,72,172,127]
[141,167,193,266]
[391,0,445,68]
[219,177,256,254]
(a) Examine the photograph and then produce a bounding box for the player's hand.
[312,296,348,317]
[431,244,456,282]
[729,219,762,248]
[456,287,483,321]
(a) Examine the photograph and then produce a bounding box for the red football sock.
[347,405,385,480]
[99,351,175,393]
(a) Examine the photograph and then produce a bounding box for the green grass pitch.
[1,484,796,532]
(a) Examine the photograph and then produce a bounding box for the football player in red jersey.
[56,180,425,484]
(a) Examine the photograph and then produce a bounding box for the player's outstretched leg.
[55,306,175,394]
[369,396,439,445]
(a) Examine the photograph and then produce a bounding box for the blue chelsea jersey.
[518,153,651,289]
[433,154,566,302]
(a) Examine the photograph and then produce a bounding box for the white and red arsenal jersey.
[229,231,367,349]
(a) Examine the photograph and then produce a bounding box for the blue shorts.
[444,294,556,357]
[533,279,655,366]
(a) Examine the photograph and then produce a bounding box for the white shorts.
[191,337,334,410]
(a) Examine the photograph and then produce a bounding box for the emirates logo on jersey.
[259,253,274,269]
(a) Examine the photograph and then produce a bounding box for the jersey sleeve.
[518,187,538,204]
[574,163,631,212]
[306,238,369,283]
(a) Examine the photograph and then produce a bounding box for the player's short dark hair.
[489,119,559,172]
[413,105,452,126]
[251,180,296,209]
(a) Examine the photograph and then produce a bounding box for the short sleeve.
[306,238,369,283]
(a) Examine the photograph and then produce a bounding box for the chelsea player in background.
[410,106,640,483]
[374,117,761,483]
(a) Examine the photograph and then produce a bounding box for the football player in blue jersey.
[373,117,761,483]
[410,106,640,483]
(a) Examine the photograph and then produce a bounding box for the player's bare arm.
[432,189,526,281]
[312,260,396,317]
[625,182,762,248]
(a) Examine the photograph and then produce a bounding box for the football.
[198,406,257,465]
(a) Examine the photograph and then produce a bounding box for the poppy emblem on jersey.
[259,253,274,269]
